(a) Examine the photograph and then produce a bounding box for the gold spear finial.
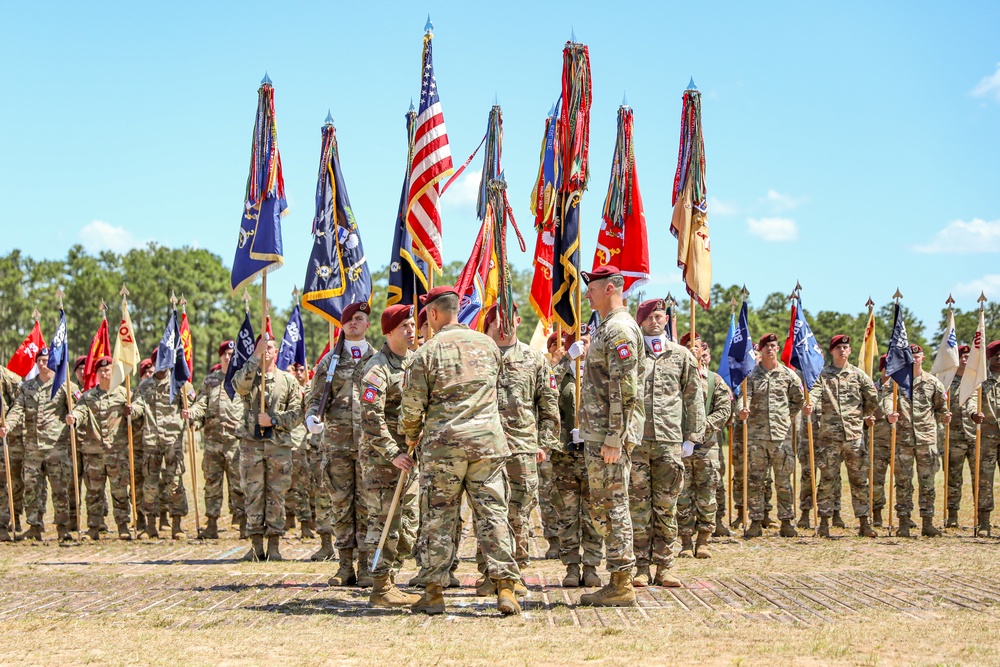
[892,288,903,301]
[794,280,802,294]
[55,287,65,308]
[241,288,251,313]
[292,286,300,300]
[119,283,130,298]
[740,284,749,299]
[730,297,738,311]
[978,291,987,304]
[170,290,178,309]
[99,299,108,319]
[865,296,875,309]
[179,294,188,314]
[945,293,956,306]
[32,308,41,321]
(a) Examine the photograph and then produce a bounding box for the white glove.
[567,341,585,360]
[681,441,695,458]
[571,428,583,444]
[306,415,325,435]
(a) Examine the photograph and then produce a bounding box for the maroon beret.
[546,331,560,349]
[139,358,153,372]
[218,340,235,356]
[581,264,621,284]
[341,301,371,323]
[417,308,428,329]
[909,344,923,355]
[878,354,887,371]
[958,344,971,355]
[94,356,113,369]
[636,299,666,325]
[210,363,222,373]
[482,303,518,332]
[419,285,459,307]
[987,340,1000,359]
[829,334,850,351]
[678,332,701,348]
[149,347,158,364]
[74,355,87,371]
[758,333,779,348]
[381,304,415,335]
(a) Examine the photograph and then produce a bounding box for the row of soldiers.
[0,265,998,616]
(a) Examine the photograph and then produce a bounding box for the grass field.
[1,445,999,666]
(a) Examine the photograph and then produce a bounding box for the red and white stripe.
[406,101,452,269]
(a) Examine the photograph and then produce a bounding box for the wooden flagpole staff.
[56,288,82,541]
[175,292,202,539]
[120,284,140,535]
[973,291,986,537]
[788,286,799,518]
[865,297,875,514]
[887,289,903,537]
[740,286,749,531]
[728,296,736,526]
[942,294,955,522]
[795,282,820,534]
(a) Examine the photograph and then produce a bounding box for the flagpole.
[865,296,875,516]
[788,287,798,517]
[727,296,736,525]
[942,294,955,523]
[887,289,903,536]
[741,379,748,531]
[118,285,139,536]
[56,288,82,541]
[973,292,987,536]
[261,275,268,419]
[177,293,201,539]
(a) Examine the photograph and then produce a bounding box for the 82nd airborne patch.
[362,385,378,404]
[615,341,631,360]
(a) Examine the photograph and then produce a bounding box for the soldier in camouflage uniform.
[232,334,303,560]
[538,331,567,558]
[737,333,804,538]
[286,363,315,538]
[0,365,24,540]
[869,355,895,527]
[944,345,976,528]
[482,303,559,584]
[631,299,705,587]
[400,286,521,616]
[187,341,245,539]
[305,302,374,584]
[678,336,732,558]
[358,305,420,607]
[803,335,879,537]
[883,345,949,537]
[573,266,644,607]
[970,341,1000,535]
[67,357,145,540]
[1,349,79,541]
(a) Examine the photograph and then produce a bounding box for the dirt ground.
[1,447,999,667]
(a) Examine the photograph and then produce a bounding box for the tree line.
[1,245,996,379]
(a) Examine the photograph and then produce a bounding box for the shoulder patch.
[362,385,378,404]
[364,372,385,389]
[616,342,632,360]
[549,373,557,390]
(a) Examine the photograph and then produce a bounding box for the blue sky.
[4,1,999,331]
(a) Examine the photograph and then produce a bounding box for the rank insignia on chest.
[362,386,378,403]
[616,342,631,360]
[651,340,663,353]
[351,347,362,360]
[549,374,557,390]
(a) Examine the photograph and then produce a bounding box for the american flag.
[405,31,453,270]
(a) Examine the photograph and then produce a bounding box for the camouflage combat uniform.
[808,363,878,518]
[550,359,602,567]
[232,356,302,536]
[0,367,24,530]
[136,375,191,518]
[400,323,520,587]
[881,372,947,519]
[286,383,313,526]
[678,369,732,535]
[580,307,645,574]
[5,376,80,531]
[359,344,419,578]
[189,369,245,524]
[306,342,374,552]
[944,373,977,512]
[536,442,558,544]
[870,377,894,514]
[632,339,704,570]
[743,364,804,521]
[975,371,1000,514]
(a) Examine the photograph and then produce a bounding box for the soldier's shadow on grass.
[243,595,527,618]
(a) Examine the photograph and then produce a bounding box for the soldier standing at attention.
[1,348,79,542]
[187,341,246,539]
[630,299,704,587]
[66,357,145,540]
[360,304,420,607]
[677,334,732,558]
[305,302,375,584]
[232,333,302,560]
[944,345,976,527]
[884,345,949,537]
[573,266,644,607]
[538,331,566,558]
[969,341,1000,535]
[737,333,804,538]
[287,363,315,538]
[0,364,24,541]
[401,286,522,616]
[802,335,879,538]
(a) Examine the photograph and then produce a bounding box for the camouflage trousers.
[586,440,635,573]
[732,425,773,512]
[203,440,243,520]
[240,439,292,537]
[419,454,520,587]
[536,457,559,541]
[412,485,462,575]
[976,436,1000,512]
[944,435,975,511]
[870,425,893,512]
[630,439,684,568]
[83,450,133,527]
[894,440,939,518]
[24,447,78,529]
[286,445,312,523]
[0,443,24,527]
[798,431,841,512]
[678,444,720,535]
[142,441,188,517]
[550,449,602,567]
[362,454,418,578]
[748,438,794,521]
[503,453,537,567]
[314,448,368,551]
[816,437,870,519]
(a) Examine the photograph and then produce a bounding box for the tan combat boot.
[243,534,265,561]
[20,524,42,541]
[779,519,797,538]
[743,520,763,538]
[695,531,712,558]
[945,509,958,528]
[171,516,186,540]
[369,575,420,607]
[897,515,911,538]
[713,514,731,537]
[327,549,357,586]
[145,514,159,539]
[858,516,877,538]
[796,509,811,529]
[135,513,146,535]
[301,521,315,539]
[653,566,681,588]
[475,576,497,596]
[86,526,102,541]
[0,526,11,542]
[817,516,831,538]
[832,510,846,529]
[872,508,883,527]
[202,517,219,539]
[730,507,744,528]
[632,564,651,587]
[117,522,132,540]
[310,533,335,561]
[286,513,296,529]
[579,571,636,607]
[266,536,283,561]
[57,526,74,542]
[159,510,169,530]
[582,565,602,587]
[978,511,992,537]
[562,564,581,588]
[678,534,695,558]
[356,552,373,588]
[921,516,941,537]
[411,582,445,615]
[496,579,522,615]
[545,537,560,560]
[761,513,773,529]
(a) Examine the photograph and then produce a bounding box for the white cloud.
[441,171,480,208]
[972,63,1000,102]
[78,220,147,253]
[645,271,683,287]
[763,189,806,211]
[747,217,798,242]
[709,196,737,216]
[953,274,1000,301]
[912,218,1000,253]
